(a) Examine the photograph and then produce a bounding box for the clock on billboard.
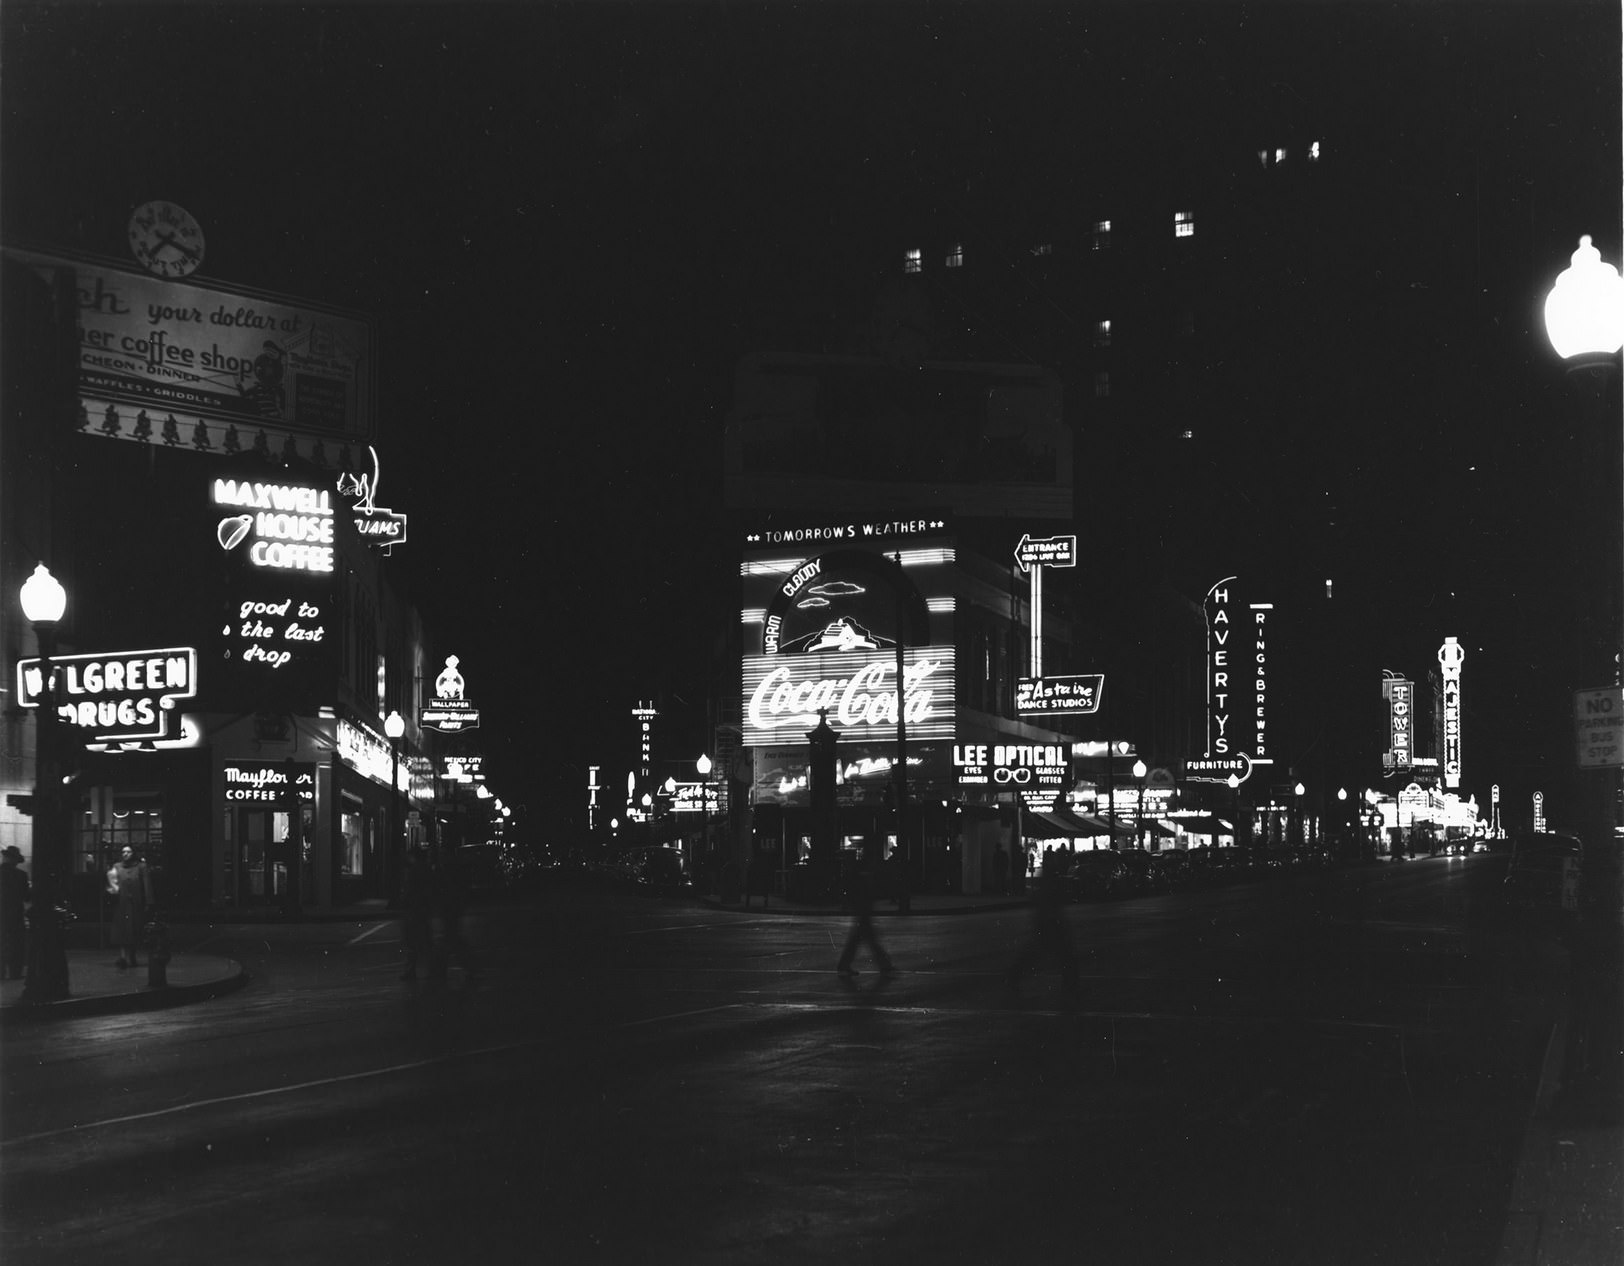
[127,200,206,279]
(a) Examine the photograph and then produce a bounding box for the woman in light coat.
[107,847,154,969]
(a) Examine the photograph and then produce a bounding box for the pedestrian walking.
[398,844,434,981]
[836,846,894,978]
[107,846,154,969]
[429,845,479,985]
[0,845,31,980]
[1006,854,1079,994]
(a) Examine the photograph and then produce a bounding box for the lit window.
[1174,211,1195,238]
[1275,148,1287,164]
[1031,243,1052,257]
[1094,372,1110,398]
[1181,429,1193,440]
[904,248,921,274]
[1309,140,1321,162]
[1094,319,1112,347]
[1258,149,1269,168]
[1092,220,1111,251]
[946,242,964,268]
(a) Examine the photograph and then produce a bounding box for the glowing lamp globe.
[19,564,66,625]
[1545,235,1624,362]
[384,710,405,740]
[1132,759,1147,780]
[696,753,713,777]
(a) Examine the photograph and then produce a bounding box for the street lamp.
[696,753,714,874]
[384,710,405,903]
[1293,781,1306,851]
[1545,234,1624,857]
[20,564,69,1002]
[1132,758,1148,851]
[1227,773,1242,852]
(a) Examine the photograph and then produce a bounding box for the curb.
[694,896,1030,917]
[0,962,250,1025]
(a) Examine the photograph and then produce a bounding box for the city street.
[1,855,1560,1265]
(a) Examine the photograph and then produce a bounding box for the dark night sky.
[2,2,1620,823]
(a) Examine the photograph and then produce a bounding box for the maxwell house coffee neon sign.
[213,478,335,573]
[741,649,955,748]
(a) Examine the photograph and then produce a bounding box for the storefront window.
[340,810,365,875]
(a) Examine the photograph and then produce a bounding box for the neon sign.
[213,478,335,573]
[223,761,315,803]
[741,648,956,747]
[1205,578,1273,763]
[1384,675,1413,770]
[420,655,480,733]
[338,445,409,554]
[1438,637,1464,789]
[17,647,197,741]
[953,743,1068,788]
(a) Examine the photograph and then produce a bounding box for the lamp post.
[696,753,713,879]
[20,564,69,1002]
[384,710,405,904]
[1227,773,1242,852]
[1544,234,1624,861]
[1132,758,1148,851]
[1293,782,1306,853]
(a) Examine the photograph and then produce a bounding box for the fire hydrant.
[142,912,172,988]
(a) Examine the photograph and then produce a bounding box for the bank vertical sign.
[1204,577,1274,766]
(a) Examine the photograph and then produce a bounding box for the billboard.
[740,517,957,753]
[6,246,374,466]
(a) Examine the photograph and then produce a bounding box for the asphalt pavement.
[0,868,1616,1265]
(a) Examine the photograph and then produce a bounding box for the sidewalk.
[0,950,247,1022]
[695,890,1029,917]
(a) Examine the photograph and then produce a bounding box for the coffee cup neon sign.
[213,478,335,573]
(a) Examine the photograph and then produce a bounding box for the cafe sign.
[223,761,315,803]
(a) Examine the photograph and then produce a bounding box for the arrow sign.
[1014,533,1077,573]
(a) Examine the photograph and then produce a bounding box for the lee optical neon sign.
[213,478,335,573]
[17,647,197,741]
[953,743,1068,788]
[741,648,955,747]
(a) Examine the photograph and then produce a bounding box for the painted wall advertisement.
[6,247,374,465]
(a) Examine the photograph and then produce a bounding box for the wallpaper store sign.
[17,647,197,742]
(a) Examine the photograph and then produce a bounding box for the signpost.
[1014,533,1076,680]
[1574,686,1624,768]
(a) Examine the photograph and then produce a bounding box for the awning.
[1163,814,1228,835]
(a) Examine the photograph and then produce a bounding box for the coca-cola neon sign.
[742,649,956,747]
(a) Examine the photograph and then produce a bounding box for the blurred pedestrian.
[837,846,894,978]
[1007,854,1079,995]
[0,845,30,980]
[107,846,153,969]
[398,844,433,981]
[430,845,479,985]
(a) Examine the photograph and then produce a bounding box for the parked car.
[1067,850,1127,900]
[1504,832,1582,912]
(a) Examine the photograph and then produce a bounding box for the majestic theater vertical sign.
[740,521,956,795]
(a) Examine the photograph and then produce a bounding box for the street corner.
[0,951,248,1023]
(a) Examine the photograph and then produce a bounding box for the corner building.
[725,352,1079,894]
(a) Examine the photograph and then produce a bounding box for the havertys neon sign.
[741,649,956,747]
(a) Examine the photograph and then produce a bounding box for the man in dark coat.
[836,846,895,978]
[0,845,30,980]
